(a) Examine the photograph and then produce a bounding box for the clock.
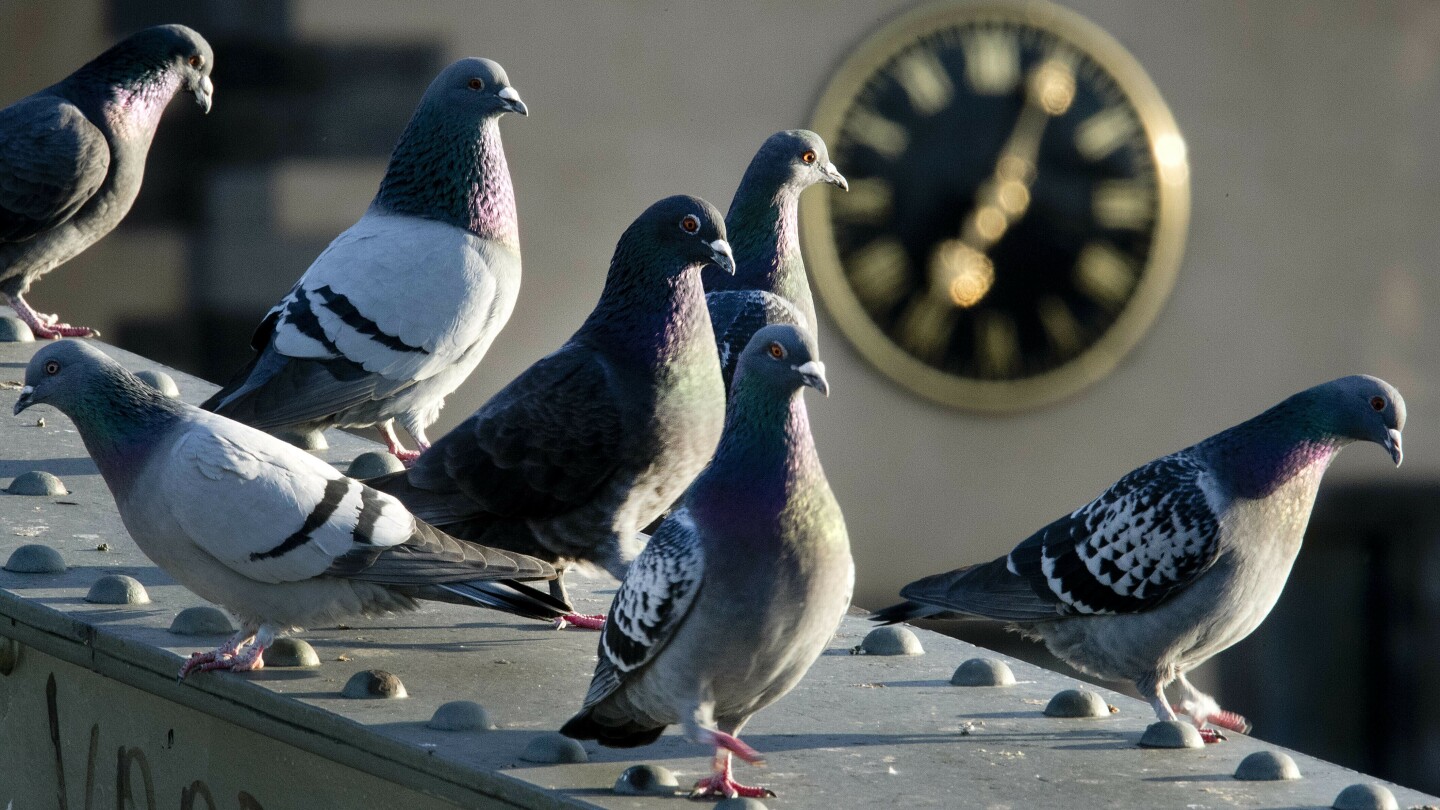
[801,0,1190,412]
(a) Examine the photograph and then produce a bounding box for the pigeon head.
[422,57,528,119]
[373,58,524,242]
[734,324,829,398]
[15,340,131,417]
[16,341,185,496]
[76,25,215,114]
[749,130,847,192]
[153,25,216,114]
[629,195,734,277]
[1311,375,1406,465]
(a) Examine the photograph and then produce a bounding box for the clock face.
[801,0,1190,411]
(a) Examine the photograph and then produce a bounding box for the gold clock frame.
[800,0,1191,412]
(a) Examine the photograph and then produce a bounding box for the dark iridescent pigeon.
[368,195,734,629]
[562,324,852,799]
[16,340,569,678]
[875,375,1406,742]
[704,130,845,389]
[203,58,527,461]
[0,25,214,339]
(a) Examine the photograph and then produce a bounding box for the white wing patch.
[601,511,704,674]
[160,414,416,585]
[1026,453,1222,615]
[270,212,518,385]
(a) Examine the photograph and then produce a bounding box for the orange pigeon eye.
[188,54,204,69]
[680,214,700,234]
[801,150,817,164]
[44,360,60,375]
[468,78,484,90]
[767,342,786,359]
[1370,396,1386,412]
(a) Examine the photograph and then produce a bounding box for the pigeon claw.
[1197,727,1228,744]
[554,612,607,631]
[689,774,776,800]
[179,650,234,680]
[8,298,99,339]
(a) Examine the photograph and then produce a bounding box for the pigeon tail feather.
[897,557,1062,623]
[414,579,570,622]
[559,710,666,748]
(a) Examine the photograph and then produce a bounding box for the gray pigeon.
[874,375,1406,742]
[202,58,527,460]
[368,195,734,629]
[561,324,852,799]
[705,130,846,389]
[0,24,213,339]
[15,340,569,678]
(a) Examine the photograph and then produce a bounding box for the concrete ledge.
[1,340,1436,809]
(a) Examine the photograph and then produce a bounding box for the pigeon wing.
[1009,452,1224,615]
[0,97,109,242]
[706,290,805,388]
[580,510,705,709]
[396,342,628,522]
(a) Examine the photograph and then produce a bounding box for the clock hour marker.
[975,310,1020,378]
[895,294,955,365]
[844,107,909,159]
[1074,106,1138,161]
[848,237,908,313]
[893,49,954,116]
[1074,242,1137,308]
[963,30,1021,95]
[1092,180,1155,230]
[1037,295,1083,356]
[831,177,893,224]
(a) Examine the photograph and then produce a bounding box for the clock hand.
[927,55,1076,308]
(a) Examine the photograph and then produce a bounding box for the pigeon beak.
[498,86,528,116]
[13,385,34,415]
[795,360,829,396]
[1384,428,1403,466]
[192,75,214,114]
[708,239,735,275]
[821,162,848,191]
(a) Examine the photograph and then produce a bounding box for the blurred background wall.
[3,0,1438,793]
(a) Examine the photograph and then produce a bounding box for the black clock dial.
[803,1,1189,411]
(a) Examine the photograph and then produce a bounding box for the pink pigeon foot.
[8,295,100,339]
[376,423,422,465]
[1172,702,1251,735]
[178,650,231,680]
[1207,709,1251,734]
[690,773,776,800]
[554,612,607,630]
[1198,727,1228,744]
[689,739,773,800]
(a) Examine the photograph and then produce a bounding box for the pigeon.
[15,340,571,678]
[0,24,214,339]
[874,375,1406,742]
[367,195,734,630]
[561,324,852,799]
[705,130,846,390]
[202,58,527,461]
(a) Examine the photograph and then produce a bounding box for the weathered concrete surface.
[0,340,1436,809]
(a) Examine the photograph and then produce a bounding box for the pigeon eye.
[43,360,60,376]
[188,54,204,69]
[767,342,786,360]
[801,150,817,165]
[680,214,701,234]
[1370,396,1386,412]
[467,78,484,91]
